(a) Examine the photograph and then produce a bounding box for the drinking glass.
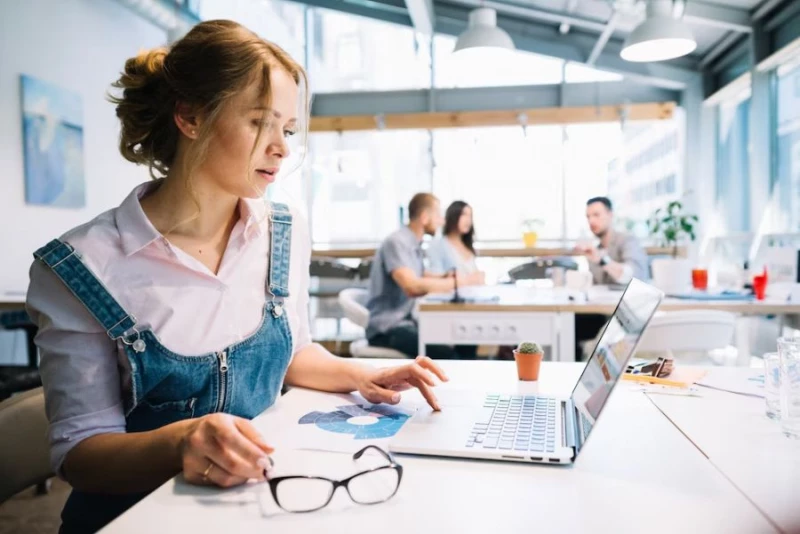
[777,337,800,439]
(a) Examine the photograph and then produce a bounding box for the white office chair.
[338,288,407,359]
[636,310,737,364]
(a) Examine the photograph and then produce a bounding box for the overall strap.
[34,239,139,341]
[267,202,292,300]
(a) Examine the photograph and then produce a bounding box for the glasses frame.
[265,445,404,513]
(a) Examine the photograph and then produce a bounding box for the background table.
[417,285,799,364]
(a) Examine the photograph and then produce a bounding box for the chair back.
[508,257,578,281]
[0,387,53,503]
[338,288,371,329]
[637,310,736,353]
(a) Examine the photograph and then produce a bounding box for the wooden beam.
[309,102,676,133]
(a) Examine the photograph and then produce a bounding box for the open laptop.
[390,278,663,465]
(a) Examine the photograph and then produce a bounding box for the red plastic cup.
[753,274,767,300]
[691,268,708,291]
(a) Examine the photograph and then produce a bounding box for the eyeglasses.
[264,445,403,513]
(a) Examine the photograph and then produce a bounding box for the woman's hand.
[356,356,449,411]
[180,413,274,487]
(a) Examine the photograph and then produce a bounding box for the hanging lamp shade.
[454,7,515,53]
[621,2,696,62]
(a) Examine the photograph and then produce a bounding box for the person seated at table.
[576,196,648,285]
[366,193,483,360]
[427,200,483,277]
[25,21,447,534]
[573,196,648,359]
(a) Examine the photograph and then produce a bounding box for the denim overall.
[33,203,294,534]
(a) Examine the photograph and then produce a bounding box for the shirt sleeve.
[619,235,650,281]
[25,260,127,477]
[382,234,418,275]
[612,264,634,284]
[426,239,447,276]
[289,209,313,356]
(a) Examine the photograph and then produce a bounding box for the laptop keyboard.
[466,394,558,453]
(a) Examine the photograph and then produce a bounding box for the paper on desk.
[278,388,417,454]
[696,368,765,398]
[668,367,708,384]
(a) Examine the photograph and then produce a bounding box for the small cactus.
[516,342,542,354]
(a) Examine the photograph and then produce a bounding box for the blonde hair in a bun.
[108,19,310,205]
[110,48,172,179]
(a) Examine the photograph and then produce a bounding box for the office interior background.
[0,0,799,354]
[1,0,800,530]
[2,0,800,361]
[0,1,795,336]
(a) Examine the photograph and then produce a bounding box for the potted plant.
[513,341,544,381]
[647,200,698,294]
[521,219,543,248]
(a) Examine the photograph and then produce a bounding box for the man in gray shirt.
[574,196,649,359]
[366,193,483,359]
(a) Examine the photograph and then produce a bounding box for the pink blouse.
[26,181,312,474]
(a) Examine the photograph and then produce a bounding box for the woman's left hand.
[356,355,449,411]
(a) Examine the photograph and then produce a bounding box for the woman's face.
[201,67,299,198]
[458,205,473,235]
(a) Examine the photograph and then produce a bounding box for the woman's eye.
[284,130,296,138]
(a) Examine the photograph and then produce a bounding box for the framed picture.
[20,74,85,208]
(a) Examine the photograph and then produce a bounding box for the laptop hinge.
[563,400,577,450]
[573,404,585,455]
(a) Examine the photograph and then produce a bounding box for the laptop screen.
[570,278,663,442]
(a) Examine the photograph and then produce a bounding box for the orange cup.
[514,350,543,381]
[691,268,708,290]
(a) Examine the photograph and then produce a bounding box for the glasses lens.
[347,467,400,504]
[274,478,334,512]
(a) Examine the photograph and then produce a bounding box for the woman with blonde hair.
[26,20,446,533]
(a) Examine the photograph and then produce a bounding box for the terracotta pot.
[513,350,543,381]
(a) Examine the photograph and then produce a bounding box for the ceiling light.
[621,1,696,62]
[454,7,515,54]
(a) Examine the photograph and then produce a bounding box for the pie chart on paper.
[298,403,410,440]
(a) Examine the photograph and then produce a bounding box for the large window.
[431,126,564,241]
[305,10,623,93]
[606,118,683,235]
[199,0,306,66]
[307,130,431,246]
[716,87,751,233]
[563,123,624,238]
[775,58,800,231]
[307,9,431,93]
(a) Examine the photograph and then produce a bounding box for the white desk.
[417,285,800,364]
[103,361,775,533]
[648,370,800,534]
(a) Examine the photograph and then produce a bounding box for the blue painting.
[21,75,85,208]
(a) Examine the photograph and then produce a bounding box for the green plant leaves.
[647,200,698,250]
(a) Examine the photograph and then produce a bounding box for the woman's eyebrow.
[249,107,281,117]
[249,107,297,123]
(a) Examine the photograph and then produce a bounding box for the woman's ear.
[174,101,202,140]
